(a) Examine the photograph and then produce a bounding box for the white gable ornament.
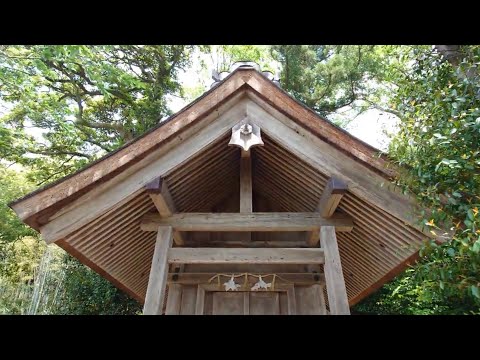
[228,118,264,152]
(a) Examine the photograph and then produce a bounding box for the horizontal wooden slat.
[140,212,354,232]
[167,272,325,285]
[168,248,325,264]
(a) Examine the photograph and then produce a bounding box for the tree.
[0,45,193,314]
[0,164,37,244]
[271,45,402,124]
[386,45,480,312]
[0,45,193,185]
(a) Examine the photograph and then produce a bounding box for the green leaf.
[447,248,455,257]
[467,209,475,221]
[472,239,480,254]
[471,285,480,299]
[439,281,444,290]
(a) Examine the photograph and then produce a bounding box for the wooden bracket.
[145,177,185,246]
[228,117,264,152]
[307,177,348,247]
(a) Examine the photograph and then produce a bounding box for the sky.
[168,55,399,152]
[2,49,400,159]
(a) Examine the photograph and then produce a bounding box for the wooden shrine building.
[10,62,441,315]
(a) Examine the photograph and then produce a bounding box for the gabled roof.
[10,66,436,305]
[10,67,396,229]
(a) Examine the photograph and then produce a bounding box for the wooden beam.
[143,226,173,315]
[165,284,182,315]
[38,98,249,244]
[167,248,324,264]
[244,71,396,178]
[11,70,249,228]
[317,178,348,216]
[167,273,325,285]
[183,240,307,247]
[245,98,432,238]
[240,151,253,213]
[307,177,347,247]
[140,212,354,232]
[240,150,252,242]
[145,177,185,246]
[320,226,350,315]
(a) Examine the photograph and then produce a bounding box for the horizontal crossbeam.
[168,248,325,264]
[140,212,354,232]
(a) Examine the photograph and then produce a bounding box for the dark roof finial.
[210,61,280,88]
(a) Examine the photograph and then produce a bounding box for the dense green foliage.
[387,46,480,311]
[270,45,398,122]
[0,164,141,314]
[0,165,36,243]
[0,45,193,184]
[1,45,479,315]
[0,45,191,314]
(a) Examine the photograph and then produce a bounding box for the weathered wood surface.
[165,283,182,315]
[180,285,197,315]
[295,285,327,315]
[244,71,396,178]
[308,177,347,247]
[316,178,348,216]
[12,72,251,228]
[287,287,297,315]
[240,151,253,213]
[140,212,354,232]
[249,292,280,315]
[183,239,308,248]
[168,248,325,264]
[13,67,395,231]
[246,98,423,236]
[167,273,325,285]
[143,226,173,315]
[212,292,245,315]
[239,150,252,242]
[195,286,205,315]
[145,177,184,246]
[39,98,249,244]
[321,226,350,315]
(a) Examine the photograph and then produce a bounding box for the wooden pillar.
[239,150,252,241]
[240,151,253,213]
[320,226,350,315]
[318,284,327,315]
[143,226,173,315]
[165,284,182,315]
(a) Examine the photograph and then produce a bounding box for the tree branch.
[358,97,404,119]
[28,149,92,159]
[36,156,76,186]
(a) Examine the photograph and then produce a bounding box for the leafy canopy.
[0,45,193,184]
